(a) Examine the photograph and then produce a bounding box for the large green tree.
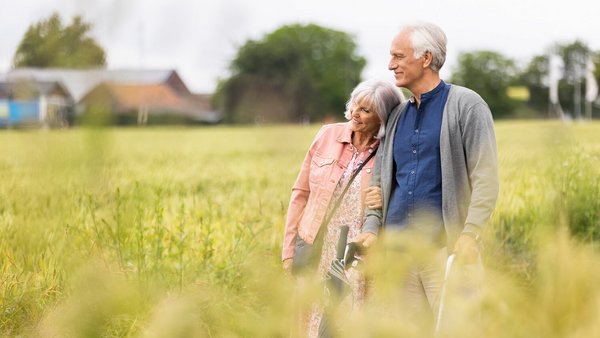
[450,50,518,118]
[12,13,106,68]
[214,24,366,123]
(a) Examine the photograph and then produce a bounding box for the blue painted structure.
[0,100,40,127]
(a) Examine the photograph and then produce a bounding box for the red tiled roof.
[82,82,219,122]
[105,83,185,111]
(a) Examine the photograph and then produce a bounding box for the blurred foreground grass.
[1,121,599,337]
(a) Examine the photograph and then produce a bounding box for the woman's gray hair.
[404,22,447,72]
[344,80,404,139]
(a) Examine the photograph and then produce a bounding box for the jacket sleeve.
[461,101,499,234]
[281,127,324,261]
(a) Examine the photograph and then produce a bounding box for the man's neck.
[410,74,442,107]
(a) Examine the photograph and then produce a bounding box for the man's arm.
[355,149,384,248]
[454,99,499,261]
[356,101,405,247]
[461,101,499,231]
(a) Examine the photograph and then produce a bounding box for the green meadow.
[1,121,599,337]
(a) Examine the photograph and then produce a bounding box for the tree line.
[10,13,600,122]
[216,25,600,122]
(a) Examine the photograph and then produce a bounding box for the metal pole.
[575,67,582,120]
[436,254,456,334]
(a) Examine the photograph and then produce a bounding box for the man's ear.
[422,51,433,69]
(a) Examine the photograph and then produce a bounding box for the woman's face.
[349,98,381,136]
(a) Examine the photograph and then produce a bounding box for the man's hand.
[365,186,383,209]
[453,234,480,264]
[353,232,378,249]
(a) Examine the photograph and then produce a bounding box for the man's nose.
[388,60,396,70]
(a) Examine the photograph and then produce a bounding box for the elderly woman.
[282,79,403,336]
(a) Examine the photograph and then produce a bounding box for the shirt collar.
[367,138,380,151]
[409,80,446,106]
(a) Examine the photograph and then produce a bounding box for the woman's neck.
[352,131,376,152]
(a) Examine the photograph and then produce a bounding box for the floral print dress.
[306,147,372,337]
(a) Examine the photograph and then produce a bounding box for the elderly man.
[355,22,499,319]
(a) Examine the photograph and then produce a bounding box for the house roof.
[83,83,220,122]
[0,80,72,100]
[3,68,185,101]
[105,83,185,111]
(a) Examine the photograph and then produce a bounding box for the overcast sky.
[2,0,599,93]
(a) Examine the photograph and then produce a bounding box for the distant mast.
[548,54,565,120]
[585,56,598,120]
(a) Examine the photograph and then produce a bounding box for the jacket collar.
[338,121,380,150]
[337,122,354,144]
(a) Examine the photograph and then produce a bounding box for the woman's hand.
[365,186,383,209]
[283,258,293,272]
[353,232,378,249]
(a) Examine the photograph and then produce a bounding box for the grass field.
[1,121,599,337]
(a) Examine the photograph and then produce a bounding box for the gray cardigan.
[363,84,499,249]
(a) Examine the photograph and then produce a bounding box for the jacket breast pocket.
[309,153,336,184]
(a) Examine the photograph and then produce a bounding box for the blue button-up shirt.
[386,81,450,234]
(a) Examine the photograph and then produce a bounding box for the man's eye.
[361,107,370,113]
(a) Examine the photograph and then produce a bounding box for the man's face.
[388,30,426,91]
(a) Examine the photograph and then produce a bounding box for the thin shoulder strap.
[318,149,377,233]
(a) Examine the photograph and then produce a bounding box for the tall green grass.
[0,121,599,337]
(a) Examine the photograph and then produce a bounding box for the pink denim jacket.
[282,122,379,261]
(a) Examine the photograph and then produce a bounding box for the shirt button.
[366,168,371,173]
[415,129,419,133]
[412,150,417,154]
[411,170,415,174]
[408,191,412,195]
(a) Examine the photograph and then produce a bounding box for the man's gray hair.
[404,22,447,72]
[344,80,404,139]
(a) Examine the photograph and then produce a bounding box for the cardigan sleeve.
[461,101,499,231]
[361,146,384,235]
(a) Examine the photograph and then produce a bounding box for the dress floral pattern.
[306,147,372,337]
